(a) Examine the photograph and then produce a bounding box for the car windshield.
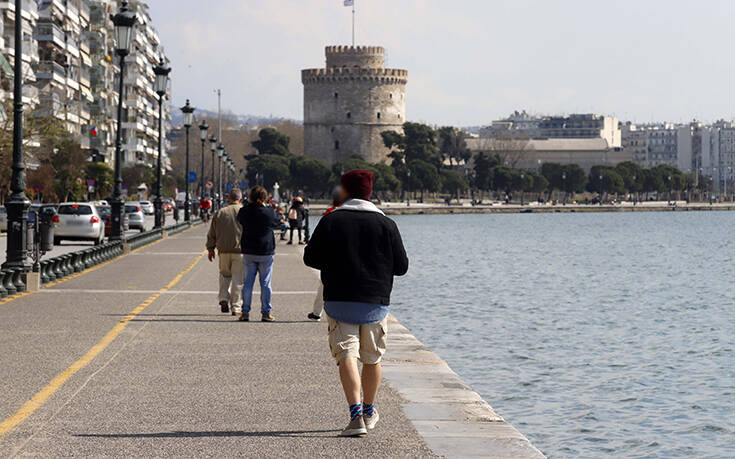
[97,206,111,216]
[58,205,93,215]
[124,205,139,213]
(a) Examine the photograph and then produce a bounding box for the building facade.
[302,45,407,164]
[0,0,40,115]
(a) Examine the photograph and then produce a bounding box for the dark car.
[29,204,59,225]
[96,205,130,237]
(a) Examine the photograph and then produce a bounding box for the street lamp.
[109,1,136,241]
[598,173,603,205]
[152,58,171,229]
[561,171,567,205]
[217,143,225,209]
[520,172,525,206]
[3,0,31,271]
[406,168,412,207]
[198,120,208,200]
[209,135,217,198]
[180,99,194,222]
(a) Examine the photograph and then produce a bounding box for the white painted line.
[40,289,317,295]
[131,252,204,255]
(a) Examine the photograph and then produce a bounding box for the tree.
[408,159,441,200]
[529,172,549,195]
[382,122,440,167]
[493,166,515,194]
[245,154,290,189]
[473,151,501,191]
[85,162,113,199]
[437,126,471,167]
[474,133,532,168]
[614,161,644,193]
[251,127,291,156]
[440,169,468,199]
[588,166,625,196]
[122,164,154,193]
[332,156,401,197]
[49,138,88,202]
[289,155,331,194]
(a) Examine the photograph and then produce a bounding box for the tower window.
[377,112,381,120]
[335,140,340,150]
[389,93,393,99]
[346,112,351,119]
[334,92,339,99]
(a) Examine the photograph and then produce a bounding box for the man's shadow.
[76,429,336,439]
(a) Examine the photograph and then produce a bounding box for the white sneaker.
[363,409,379,430]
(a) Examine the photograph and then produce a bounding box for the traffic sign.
[240,181,248,189]
[205,180,214,190]
[87,179,96,187]
[188,171,197,183]
[33,183,44,192]
[76,177,83,185]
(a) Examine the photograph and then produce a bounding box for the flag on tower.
[344,0,353,6]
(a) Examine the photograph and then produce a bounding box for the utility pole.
[214,89,221,141]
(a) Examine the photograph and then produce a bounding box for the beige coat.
[206,203,243,253]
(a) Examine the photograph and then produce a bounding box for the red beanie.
[340,169,374,200]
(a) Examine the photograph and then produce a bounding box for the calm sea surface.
[384,212,735,458]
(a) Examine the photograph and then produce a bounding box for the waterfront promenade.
[0,223,542,458]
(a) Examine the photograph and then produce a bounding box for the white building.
[0,0,40,115]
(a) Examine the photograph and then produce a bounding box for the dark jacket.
[304,208,408,305]
[237,203,280,255]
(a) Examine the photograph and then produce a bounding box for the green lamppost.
[180,100,194,222]
[152,58,171,228]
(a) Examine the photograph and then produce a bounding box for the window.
[334,140,340,150]
[334,92,339,99]
[389,93,393,99]
[377,112,381,120]
[58,205,93,215]
[346,112,351,119]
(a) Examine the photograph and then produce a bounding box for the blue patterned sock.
[363,403,375,417]
[349,404,362,420]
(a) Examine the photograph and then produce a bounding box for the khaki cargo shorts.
[327,316,388,365]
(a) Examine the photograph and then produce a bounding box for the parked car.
[96,205,129,237]
[0,206,7,232]
[54,203,105,245]
[29,204,59,225]
[125,202,146,232]
[139,201,154,215]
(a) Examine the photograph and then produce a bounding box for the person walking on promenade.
[287,197,306,245]
[308,186,344,322]
[237,185,281,322]
[304,170,409,437]
[206,188,244,315]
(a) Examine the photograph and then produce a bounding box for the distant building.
[621,123,692,170]
[480,112,621,148]
[302,45,407,164]
[0,0,40,116]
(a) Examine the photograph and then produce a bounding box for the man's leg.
[310,283,324,318]
[241,256,258,316]
[338,357,362,406]
[361,363,382,405]
[229,254,244,314]
[359,318,388,429]
[258,256,274,315]
[218,253,232,313]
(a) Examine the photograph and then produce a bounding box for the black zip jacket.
[304,209,409,305]
[237,203,280,255]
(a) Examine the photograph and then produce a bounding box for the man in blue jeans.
[237,185,280,322]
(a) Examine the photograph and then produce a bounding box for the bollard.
[43,260,55,282]
[73,252,83,272]
[2,270,16,296]
[40,261,50,284]
[62,255,73,276]
[12,269,26,293]
[83,249,93,269]
[0,271,7,298]
[53,257,64,280]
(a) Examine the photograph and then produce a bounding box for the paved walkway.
[0,224,436,457]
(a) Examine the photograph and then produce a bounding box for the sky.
[148,0,735,127]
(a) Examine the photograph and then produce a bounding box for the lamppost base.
[2,194,31,271]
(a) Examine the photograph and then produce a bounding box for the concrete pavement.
[0,224,436,457]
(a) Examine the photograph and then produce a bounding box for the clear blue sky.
[148,0,735,126]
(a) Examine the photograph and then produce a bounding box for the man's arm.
[206,212,217,261]
[390,222,409,276]
[303,219,327,270]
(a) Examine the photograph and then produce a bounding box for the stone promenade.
[0,223,543,458]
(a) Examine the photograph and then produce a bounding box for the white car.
[54,203,105,245]
[139,201,155,215]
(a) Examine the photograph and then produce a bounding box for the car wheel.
[139,227,145,233]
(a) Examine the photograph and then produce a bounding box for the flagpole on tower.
[351,0,355,46]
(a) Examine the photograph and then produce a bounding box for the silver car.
[139,200,155,215]
[54,203,105,245]
[125,202,146,232]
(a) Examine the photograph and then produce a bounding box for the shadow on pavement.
[75,429,337,439]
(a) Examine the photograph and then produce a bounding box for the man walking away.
[206,188,244,315]
[287,197,306,245]
[304,170,409,437]
[237,185,281,322]
[308,186,344,321]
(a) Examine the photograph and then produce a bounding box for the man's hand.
[207,249,216,262]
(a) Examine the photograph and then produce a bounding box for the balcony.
[36,60,66,82]
[34,23,65,49]
[79,0,90,21]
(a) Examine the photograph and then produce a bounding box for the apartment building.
[481,112,622,148]
[0,0,40,115]
[120,0,171,170]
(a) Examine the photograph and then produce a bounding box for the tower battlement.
[302,44,407,165]
[325,45,385,69]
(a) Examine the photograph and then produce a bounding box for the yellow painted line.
[0,250,206,439]
[0,224,201,307]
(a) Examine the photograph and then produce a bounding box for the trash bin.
[39,221,54,253]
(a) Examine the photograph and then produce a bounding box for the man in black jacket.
[304,170,408,437]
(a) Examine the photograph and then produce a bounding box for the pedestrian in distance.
[206,188,244,315]
[304,170,409,437]
[308,185,344,322]
[275,205,289,241]
[237,185,281,322]
[200,197,212,222]
[286,197,306,245]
